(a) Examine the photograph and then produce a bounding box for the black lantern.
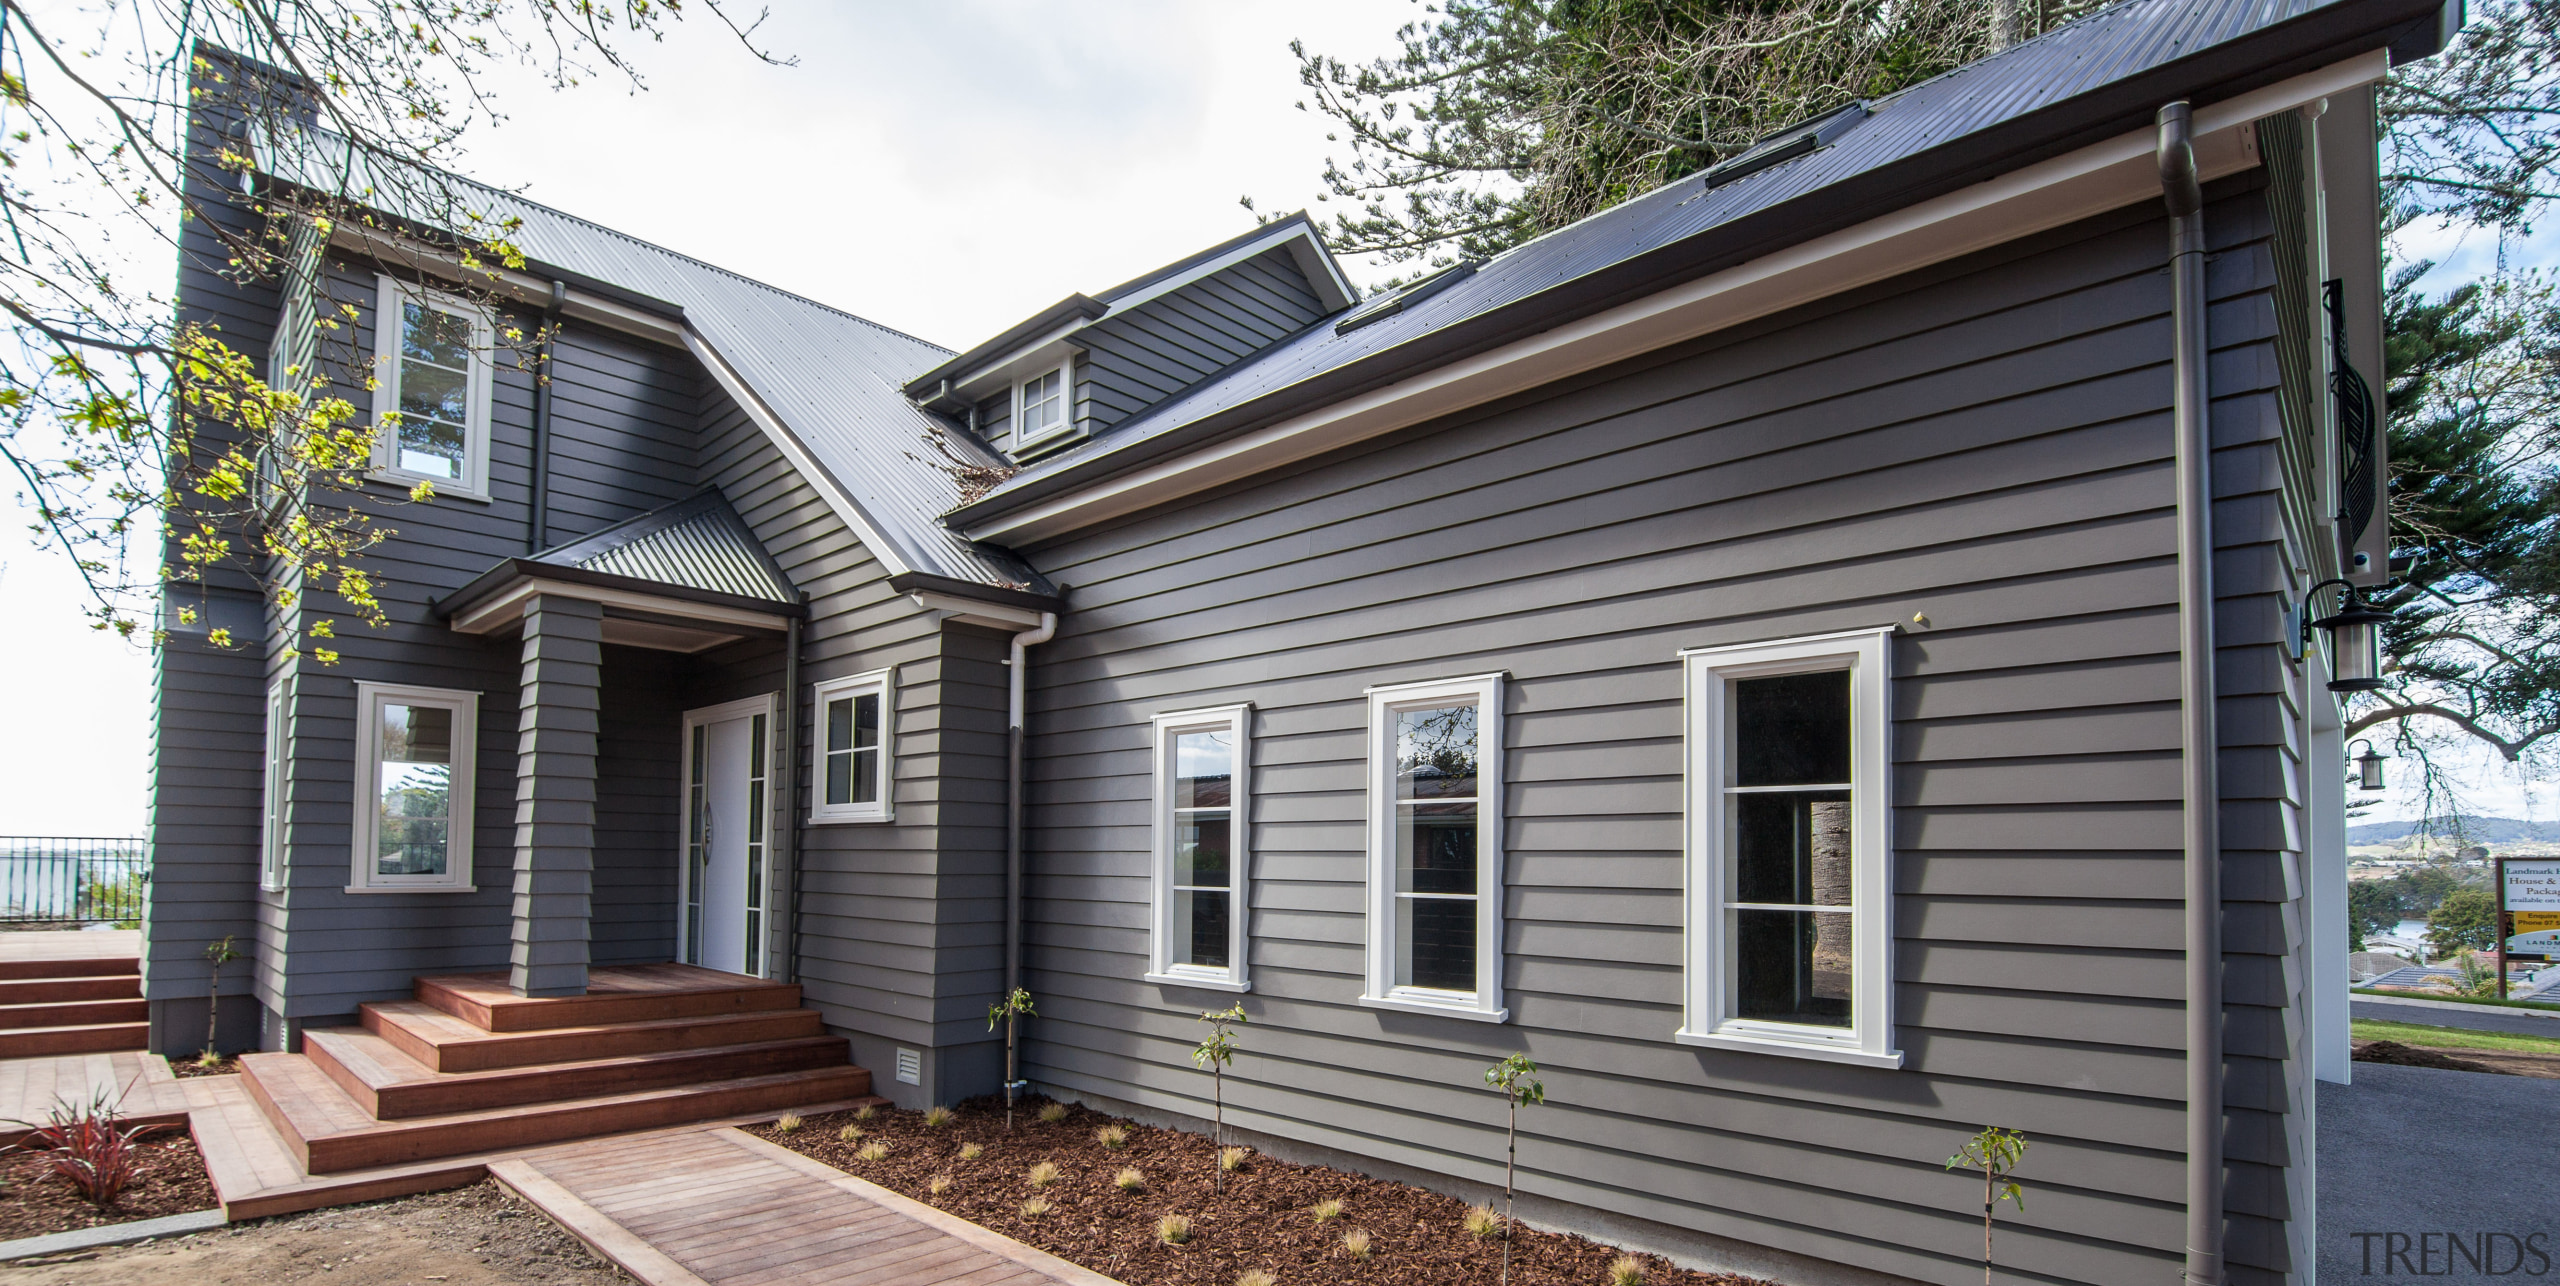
[2307,579,2390,693]
[2348,739,2385,791]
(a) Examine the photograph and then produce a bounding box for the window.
[810,669,893,823]
[1362,674,1506,1022]
[260,678,289,892]
[349,682,479,892]
[371,275,494,499]
[1679,628,1899,1068]
[1014,362,1070,446]
[1146,705,1252,992]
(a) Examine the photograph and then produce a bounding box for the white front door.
[681,695,775,977]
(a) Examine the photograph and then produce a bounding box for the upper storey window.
[1015,362,1070,448]
[372,275,494,500]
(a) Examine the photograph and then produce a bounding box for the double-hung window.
[1014,362,1070,447]
[1362,674,1506,1022]
[811,669,893,823]
[371,275,494,500]
[349,682,478,893]
[1679,628,1899,1068]
[1146,705,1252,991]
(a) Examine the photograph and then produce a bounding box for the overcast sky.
[1,2,2550,834]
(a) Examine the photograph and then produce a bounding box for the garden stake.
[1945,1125,2028,1286]
[1191,1003,1247,1194]
[1483,1053,1545,1286]
[986,987,1036,1130]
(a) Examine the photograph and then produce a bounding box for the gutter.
[948,0,2452,535]
[2157,100,2225,1286]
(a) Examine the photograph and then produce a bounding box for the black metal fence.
[1,837,149,925]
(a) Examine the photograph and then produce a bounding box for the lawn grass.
[2351,1017,2560,1054]
[2351,987,2560,1013]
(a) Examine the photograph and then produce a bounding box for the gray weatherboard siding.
[1005,182,2306,1286]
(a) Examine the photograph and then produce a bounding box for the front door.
[680,695,774,977]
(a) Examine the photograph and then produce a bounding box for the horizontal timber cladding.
[1012,179,2299,1286]
[696,381,1013,1106]
[1077,246,1333,433]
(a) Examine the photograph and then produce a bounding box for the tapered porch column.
[511,593,602,997]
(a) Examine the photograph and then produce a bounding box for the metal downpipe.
[781,602,806,984]
[1005,612,1058,1002]
[2158,100,2225,1286]
[528,279,567,553]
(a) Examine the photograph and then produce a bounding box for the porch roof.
[436,489,805,652]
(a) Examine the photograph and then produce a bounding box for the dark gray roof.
[534,489,796,604]
[248,129,1052,599]
[950,0,2459,527]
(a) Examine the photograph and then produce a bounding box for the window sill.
[344,883,477,895]
[1674,1028,1904,1069]
[1144,970,1250,994]
[1359,993,1509,1024]
[808,810,892,826]
[366,470,491,504]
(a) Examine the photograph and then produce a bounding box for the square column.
[512,594,602,997]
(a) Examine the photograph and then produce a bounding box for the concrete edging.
[0,1208,228,1262]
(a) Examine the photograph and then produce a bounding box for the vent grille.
[895,1047,922,1086]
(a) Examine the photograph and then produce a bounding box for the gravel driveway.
[2319,1063,2559,1283]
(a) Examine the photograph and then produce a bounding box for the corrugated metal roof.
[967,0,2406,514]
[532,489,796,604]
[249,130,1049,597]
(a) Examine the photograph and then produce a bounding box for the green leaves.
[1191,1003,1247,1070]
[1945,1124,2028,1213]
[1484,1052,1543,1107]
[986,986,1036,1032]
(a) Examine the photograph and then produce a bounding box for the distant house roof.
[436,488,803,624]
[948,0,2460,530]
[246,126,1055,603]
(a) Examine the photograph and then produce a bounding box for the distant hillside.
[2347,815,2560,846]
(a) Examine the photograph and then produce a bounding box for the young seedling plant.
[1484,1053,1545,1286]
[1191,1003,1247,1195]
[201,934,240,1067]
[1945,1125,2029,1286]
[987,987,1036,1130]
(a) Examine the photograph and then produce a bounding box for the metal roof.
[248,129,1051,598]
[954,0,2459,525]
[532,488,796,605]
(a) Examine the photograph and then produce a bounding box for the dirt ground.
[2351,1039,2560,1078]
[3,1181,629,1286]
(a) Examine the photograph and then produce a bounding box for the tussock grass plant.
[1235,1271,1277,1286]
[1463,1205,1502,1238]
[1609,1254,1647,1286]
[855,1141,889,1161]
[1115,1167,1147,1192]
[1308,1198,1344,1223]
[1341,1228,1373,1260]
[959,1141,985,1160]
[1027,1160,1062,1189]
[1218,1145,1250,1173]
[854,1104,877,1122]
[1021,1195,1053,1218]
[1038,1102,1068,1124]
[929,1175,954,1197]
[1157,1213,1193,1245]
[1095,1123,1128,1149]
[773,1113,803,1134]
[837,1123,864,1143]
[924,1106,954,1128]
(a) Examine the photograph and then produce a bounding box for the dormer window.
[1016,362,1069,446]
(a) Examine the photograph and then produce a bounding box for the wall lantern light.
[2347,738,2385,792]
[2306,578,2390,693]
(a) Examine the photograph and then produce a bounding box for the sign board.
[2507,859,2560,911]
[2506,864,2560,966]
[2508,910,2560,955]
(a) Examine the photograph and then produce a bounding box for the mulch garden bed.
[166,1056,242,1080]
[750,1096,1763,1286]
[0,1128,218,1242]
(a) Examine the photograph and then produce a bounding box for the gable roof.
[947,0,2459,532]
[244,123,1056,602]
[534,488,796,604]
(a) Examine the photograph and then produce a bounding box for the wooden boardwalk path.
[492,1126,1125,1286]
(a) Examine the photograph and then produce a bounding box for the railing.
[0,837,149,926]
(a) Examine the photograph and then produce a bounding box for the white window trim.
[1145,703,1254,993]
[260,677,289,892]
[1361,672,1508,1024]
[347,680,478,894]
[1678,627,1900,1069]
[370,273,495,502]
[1012,359,1074,449]
[809,668,895,824]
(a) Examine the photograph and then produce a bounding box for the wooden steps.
[241,964,882,1174]
[365,999,825,1073]
[0,957,146,1056]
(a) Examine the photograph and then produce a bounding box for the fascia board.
[962,52,2385,547]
